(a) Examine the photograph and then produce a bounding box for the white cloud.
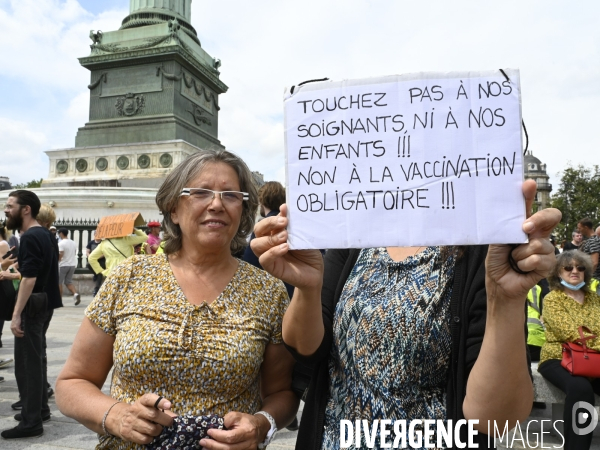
[0,0,126,90]
[0,118,48,182]
[0,1,127,183]
[66,90,90,121]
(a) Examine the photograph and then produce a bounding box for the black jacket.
[285,246,496,450]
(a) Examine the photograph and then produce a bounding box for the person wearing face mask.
[538,250,600,450]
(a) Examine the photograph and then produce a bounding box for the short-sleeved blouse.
[85,254,289,450]
[322,247,456,449]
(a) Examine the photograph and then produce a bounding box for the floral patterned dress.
[85,254,289,450]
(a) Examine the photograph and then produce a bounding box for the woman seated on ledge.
[538,250,600,450]
[56,150,298,449]
[251,180,561,450]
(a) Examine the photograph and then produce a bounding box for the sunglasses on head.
[563,265,585,272]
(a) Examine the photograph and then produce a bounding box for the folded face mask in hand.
[147,414,226,450]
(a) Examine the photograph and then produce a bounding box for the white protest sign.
[284,69,526,249]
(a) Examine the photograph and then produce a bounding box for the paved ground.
[1,295,600,449]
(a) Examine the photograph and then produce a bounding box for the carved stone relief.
[115,93,146,116]
[159,153,173,168]
[117,156,130,170]
[181,72,218,113]
[138,154,151,169]
[187,103,212,127]
[56,160,69,174]
[96,157,108,171]
[76,159,88,172]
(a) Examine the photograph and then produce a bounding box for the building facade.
[523,150,552,210]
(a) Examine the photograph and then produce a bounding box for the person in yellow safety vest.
[527,284,545,362]
[591,278,599,294]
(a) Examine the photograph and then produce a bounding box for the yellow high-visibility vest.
[527,285,545,347]
[591,278,599,294]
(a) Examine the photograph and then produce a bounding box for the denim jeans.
[14,308,54,430]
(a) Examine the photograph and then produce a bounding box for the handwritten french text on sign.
[284,70,526,249]
[95,212,145,239]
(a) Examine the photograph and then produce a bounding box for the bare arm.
[56,317,116,434]
[56,318,174,444]
[463,181,561,432]
[591,252,598,274]
[202,343,299,449]
[124,229,148,246]
[258,343,299,429]
[0,268,20,281]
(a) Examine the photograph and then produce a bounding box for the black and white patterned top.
[322,247,456,449]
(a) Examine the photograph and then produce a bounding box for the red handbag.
[561,326,600,377]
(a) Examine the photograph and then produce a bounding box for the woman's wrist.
[253,412,273,444]
[295,284,323,304]
[104,402,126,438]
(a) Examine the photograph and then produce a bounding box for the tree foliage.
[12,178,43,189]
[550,165,600,244]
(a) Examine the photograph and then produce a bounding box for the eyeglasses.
[563,265,586,272]
[180,188,249,205]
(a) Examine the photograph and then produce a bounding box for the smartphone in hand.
[2,248,17,260]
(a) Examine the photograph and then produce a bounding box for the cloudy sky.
[0,0,598,188]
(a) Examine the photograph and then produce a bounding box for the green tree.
[12,178,43,189]
[550,165,600,244]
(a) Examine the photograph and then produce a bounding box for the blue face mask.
[561,279,586,291]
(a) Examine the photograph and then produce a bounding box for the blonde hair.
[37,204,56,228]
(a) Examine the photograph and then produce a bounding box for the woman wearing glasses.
[538,250,600,450]
[56,150,298,449]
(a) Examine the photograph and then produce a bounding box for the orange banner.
[95,212,146,239]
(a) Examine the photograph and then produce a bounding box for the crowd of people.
[0,148,599,450]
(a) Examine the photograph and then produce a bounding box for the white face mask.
[561,279,586,291]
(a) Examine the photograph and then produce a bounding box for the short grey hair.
[155,150,258,256]
[572,230,582,238]
[548,250,594,293]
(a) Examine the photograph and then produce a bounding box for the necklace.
[412,246,424,256]
[386,246,425,262]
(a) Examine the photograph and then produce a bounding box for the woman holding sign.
[251,179,561,449]
[56,150,298,449]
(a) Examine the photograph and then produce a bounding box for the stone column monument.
[43,0,228,193]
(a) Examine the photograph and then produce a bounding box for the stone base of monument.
[42,139,206,189]
[0,186,162,222]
